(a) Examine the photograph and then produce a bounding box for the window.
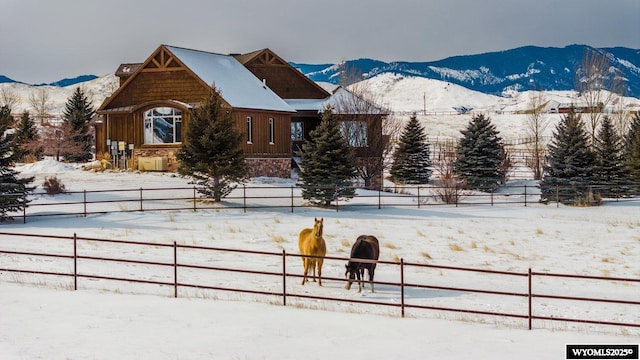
[143,107,182,144]
[268,118,275,144]
[246,116,253,144]
[291,122,303,141]
[340,121,368,147]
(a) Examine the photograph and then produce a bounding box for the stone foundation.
[132,150,292,179]
[245,158,292,179]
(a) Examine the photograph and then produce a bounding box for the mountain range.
[1,44,639,108]
[291,44,640,98]
[0,74,98,87]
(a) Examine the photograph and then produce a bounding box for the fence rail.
[9,183,640,222]
[1,231,638,332]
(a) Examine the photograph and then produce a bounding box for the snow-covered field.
[1,161,638,359]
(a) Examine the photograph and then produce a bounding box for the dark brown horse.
[345,235,380,293]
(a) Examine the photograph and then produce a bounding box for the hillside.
[293,45,640,98]
[0,74,118,115]
[3,70,639,114]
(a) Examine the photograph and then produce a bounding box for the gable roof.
[234,48,330,99]
[100,45,295,113]
[164,46,295,113]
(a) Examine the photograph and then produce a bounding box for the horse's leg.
[369,266,375,293]
[357,267,363,292]
[309,259,317,282]
[301,258,308,285]
[317,259,323,286]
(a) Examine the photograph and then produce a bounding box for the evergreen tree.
[389,113,432,184]
[623,112,640,183]
[62,87,95,162]
[176,87,247,202]
[0,106,35,222]
[0,104,12,129]
[453,114,505,190]
[540,109,598,205]
[11,111,40,162]
[297,107,358,206]
[593,116,628,198]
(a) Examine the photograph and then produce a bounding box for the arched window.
[143,107,182,144]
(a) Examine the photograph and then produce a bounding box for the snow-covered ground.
[1,160,638,359]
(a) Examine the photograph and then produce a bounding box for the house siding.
[108,70,209,109]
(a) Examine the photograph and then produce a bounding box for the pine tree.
[0,106,35,222]
[62,87,95,162]
[0,104,13,129]
[297,107,358,206]
[389,113,432,184]
[540,109,598,205]
[453,114,505,190]
[176,87,247,202]
[623,112,640,183]
[11,111,40,162]
[593,116,628,198]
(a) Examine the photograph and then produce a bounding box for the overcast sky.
[2,0,639,84]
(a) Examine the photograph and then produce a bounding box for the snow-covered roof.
[165,46,295,113]
[284,87,386,114]
[284,99,327,112]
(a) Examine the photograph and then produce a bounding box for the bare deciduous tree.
[39,121,86,161]
[524,91,549,180]
[610,96,631,140]
[0,87,19,112]
[28,87,53,124]
[576,49,626,144]
[433,141,466,204]
[333,63,402,189]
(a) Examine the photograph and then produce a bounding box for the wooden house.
[97,45,385,187]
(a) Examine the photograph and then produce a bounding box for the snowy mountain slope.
[0,74,118,115]
[294,45,640,98]
[357,73,503,113]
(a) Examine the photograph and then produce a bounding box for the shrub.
[43,176,66,195]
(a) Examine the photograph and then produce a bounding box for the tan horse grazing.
[298,217,326,286]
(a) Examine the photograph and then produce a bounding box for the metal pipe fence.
[11,183,640,222]
[1,231,638,332]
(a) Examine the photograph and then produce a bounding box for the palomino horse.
[298,217,326,286]
[345,235,380,293]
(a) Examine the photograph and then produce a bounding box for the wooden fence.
[11,184,640,223]
[1,231,638,332]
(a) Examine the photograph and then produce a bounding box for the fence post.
[290,186,294,213]
[528,268,532,330]
[378,188,381,210]
[491,188,494,206]
[556,185,559,208]
[139,188,143,212]
[174,241,178,298]
[23,196,26,224]
[417,186,421,209]
[83,190,87,217]
[524,184,527,207]
[282,250,287,306]
[243,184,247,213]
[73,233,78,291]
[400,258,405,318]
[193,186,197,212]
[455,183,459,207]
